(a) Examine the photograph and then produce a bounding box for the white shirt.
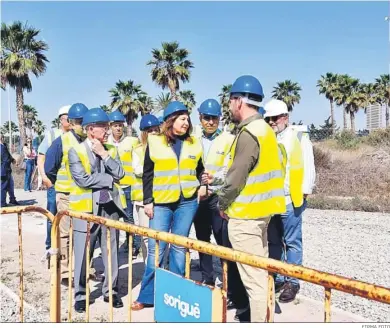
[277,126,316,204]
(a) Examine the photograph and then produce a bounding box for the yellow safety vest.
[131,144,145,202]
[202,131,235,175]
[148,134,203,204]
[107,136,139,187]
[278,143,288,178]
[285,129,304,207]
[54,132,80,193]
[225,119,286,219]
[69,143,127,212]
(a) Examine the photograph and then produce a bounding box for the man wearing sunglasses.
[264,99,316,303]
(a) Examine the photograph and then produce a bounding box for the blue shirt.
[44,130,82,185]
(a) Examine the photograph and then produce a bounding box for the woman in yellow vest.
[131,114,160,263]
[132,101,205,311]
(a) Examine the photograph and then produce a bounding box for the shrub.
[335,130,360,149]
[313,146,331,170]
[364,127,390,147]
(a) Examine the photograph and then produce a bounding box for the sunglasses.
[201,115,219,122]
[265,115,287,123]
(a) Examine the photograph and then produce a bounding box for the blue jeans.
[45,186,57,250]
[7,175,16,202]
[24,159,35,191]
[123,186,141,250]
[137,197,198,305]
[268,200,307,286]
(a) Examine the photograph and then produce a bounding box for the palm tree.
[138,94,155,116]
[1,21,49,145]
[218,84,233,128]
[147,41,194,100]
[101,105,112,114]
[34,119,46,136]
[178,90,196,112]
[109,80,146,133]
[317,73,339,134]
[334,75,364,132]
[24,104,38,137]
[1,121,19,146]
[154,92,172,114]
[271,80,302,112]
[374,74,390,127]
[51,117,60,129]
[360,83,378,113]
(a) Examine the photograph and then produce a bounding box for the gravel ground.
[300,209,390,322]
[0,289,49,322]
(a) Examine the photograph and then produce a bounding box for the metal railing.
[1,206,390,323]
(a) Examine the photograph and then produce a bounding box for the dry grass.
[313,138,390,213]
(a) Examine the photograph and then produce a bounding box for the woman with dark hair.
[132,101,205,310]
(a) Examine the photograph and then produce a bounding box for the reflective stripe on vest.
[225,119,286,219]
[203,132,235,175]
[148,134,202,204]
[69,143,127,212]
[108,136,139,187]
[131,145,145,202]
[54,132,79,193]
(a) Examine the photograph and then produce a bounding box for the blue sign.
[155,268,213,322]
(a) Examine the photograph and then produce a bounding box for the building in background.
[366,103,385,131]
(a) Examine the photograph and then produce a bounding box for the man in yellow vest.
[44,103,89,286]
[264,99,315,303]
[68,108,126,312]
[107,110,140,258]
[37,105,71,255]
[204,75,286,322]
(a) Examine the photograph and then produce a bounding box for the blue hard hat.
[230,75,264,98]
[140,114,160,131]
[198,99,222,117]
[158,116,164,124]
[109,110,126,123]
[68,103,89,120]
[163,101,188,121]
[82,107,110,126]
[258,106,266,116]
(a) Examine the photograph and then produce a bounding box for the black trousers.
[193,194,249,309]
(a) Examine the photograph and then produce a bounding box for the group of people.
[6,74,315,322]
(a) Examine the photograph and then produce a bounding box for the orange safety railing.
[1,206,390,323]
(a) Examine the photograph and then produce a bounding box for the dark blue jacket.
[1,143,13,178]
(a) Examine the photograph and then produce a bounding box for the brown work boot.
[279,282,300,303]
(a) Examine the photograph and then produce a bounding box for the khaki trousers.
[56,192,71,276]
[228,217,273,323]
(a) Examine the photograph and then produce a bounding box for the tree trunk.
[169,85,178,101]
[386,104,389,128]
[126,112,132,136]
[343,105,347,130]
[16,84,27,148]
[350,111,356,132]
[330,99,335,134]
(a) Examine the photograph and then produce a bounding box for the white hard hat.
[263,99,288,118]
[58,105,71,117]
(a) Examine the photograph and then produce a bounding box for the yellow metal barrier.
[0,206,55,323]
[1,206,390,323]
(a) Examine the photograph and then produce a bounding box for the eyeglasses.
[201,115,219,122]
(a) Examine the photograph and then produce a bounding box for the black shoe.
[132,248,140,260]
[74,300,87,313]
[279,282,300,303]
[227,299,236,310]
[104,295,123,308]
[9,200,20,206]
[275,281,285,293]
[61,277,74,287]
[234,308,251,322]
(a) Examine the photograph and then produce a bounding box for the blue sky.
[1,1,388,132]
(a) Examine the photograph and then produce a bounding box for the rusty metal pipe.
[222,260,228,323]
[68,219,73,322]
[17,213,24,323]
[266,274,275,323]
[55,210,390,305]
[155,240,160,269]
[107,228,113,323]
[0,205,55,221]
[185,250,190,279]
[325,288,332,322]
[50,211,61,322]
[85,222,90,322]
[128,234,133,322]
